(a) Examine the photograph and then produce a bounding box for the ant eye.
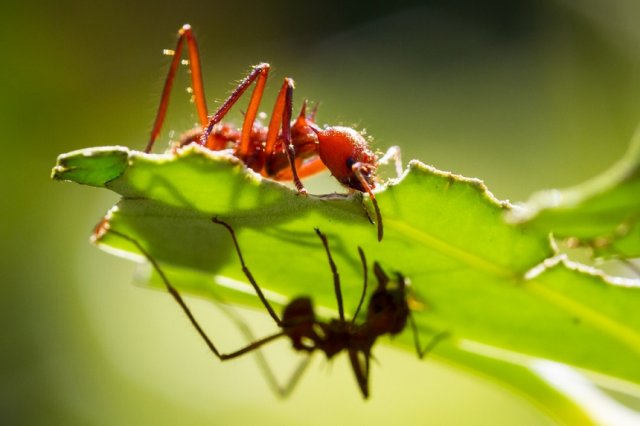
[345,157,355,170]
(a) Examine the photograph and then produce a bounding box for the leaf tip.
[52,146,130,187]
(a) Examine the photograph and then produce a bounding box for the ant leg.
[377,145,403,178]
[275,156,327,181]
[207,293,283,391]
[269,355,313,398]
[212,218,282,326]
[263,78,290,154]
[408,311,450,359]
[314,228,345,321]
[200,63,270,151]
[348,349,370,399]
[212,293,313,397]
[351,247,368,325]
[106,229,287,361]
[145,24,208,153]
[264,78,307,194]
[218,332,287,359]
[353,162,383,241]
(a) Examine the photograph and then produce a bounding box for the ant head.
[282,297,320,352]
[367,262,409,335]
[282,297,315,325]
[312,126,377,192]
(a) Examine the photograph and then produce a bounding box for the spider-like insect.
[106,221,446,398]
[144,25,401,240]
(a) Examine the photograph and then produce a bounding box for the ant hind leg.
[265,355,313,398]
[146,24,208,153]
[408,311,450,359]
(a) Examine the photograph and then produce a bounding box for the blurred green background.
[3,0,640,424]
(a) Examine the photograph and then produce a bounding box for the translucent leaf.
[53,145,640,423]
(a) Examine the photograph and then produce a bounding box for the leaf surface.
[53,145,640,422]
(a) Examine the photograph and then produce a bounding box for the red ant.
[104,220,447,398]
[143,25,401,241]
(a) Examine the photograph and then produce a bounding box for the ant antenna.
[351,247,368,325]
[314,228,345,321]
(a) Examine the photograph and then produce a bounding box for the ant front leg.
[264,78,307,194]
[146,24,208,153]
[212,218,282,326]
[213,219,319,397]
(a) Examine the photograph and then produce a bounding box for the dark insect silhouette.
[104,220,446,398]
[144,25,402,240]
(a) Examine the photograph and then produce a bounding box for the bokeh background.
[3,0,640,424]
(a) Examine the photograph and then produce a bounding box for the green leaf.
[53,145,640,422]
[51,146,130,187]
[508,126,640,258]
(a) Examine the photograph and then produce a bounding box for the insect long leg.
[352,162,383,241]
[351,247,368,325]
[146,24,208,153]
[314,228,345,321]
[348,349,370,399]
[200,63,270,150]
[107,229,288,361]
[408,311,450,359]
[212,218,282,326]
[264,78,306,193]
[213,285,314,397]
[272,157,327,180]
[207,292,285,392]
[256,354,313,398]
[218,332,286,360]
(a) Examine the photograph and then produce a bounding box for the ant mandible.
[105,220,447,398]
[144,25,400,241]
